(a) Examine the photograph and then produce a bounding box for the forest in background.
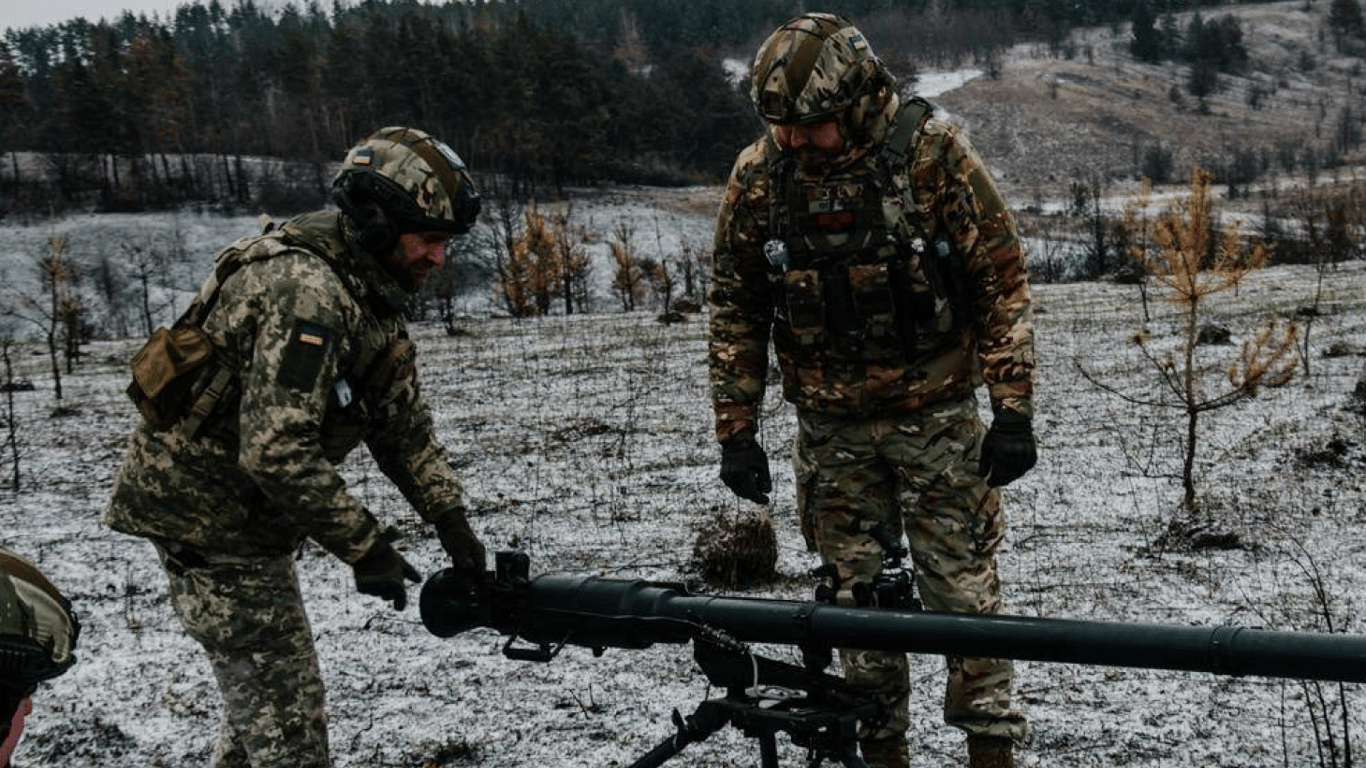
[0,0,1312,215]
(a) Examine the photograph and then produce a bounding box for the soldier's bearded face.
[388,231,448,291]
[773,120,845,170]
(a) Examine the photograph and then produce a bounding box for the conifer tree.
[609,223,645,312]
[1329,0,1366,44]
[550,210,592,315]
[1098,169,1300,513]
[1129,0,1162,63]
[0,42,28,174]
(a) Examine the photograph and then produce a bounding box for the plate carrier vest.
[765,97,964,367]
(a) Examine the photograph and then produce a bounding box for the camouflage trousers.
[154,542,330,768]
[794,397,1028,744]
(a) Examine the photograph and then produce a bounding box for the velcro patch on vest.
[813,210,855,233]
[278,320,333,392]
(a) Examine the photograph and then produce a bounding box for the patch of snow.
[913,68,983,98]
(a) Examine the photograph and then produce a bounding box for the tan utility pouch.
[126,326,215,431]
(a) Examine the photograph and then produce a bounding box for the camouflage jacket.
[105,211,465,563]
[708,94,1035,442]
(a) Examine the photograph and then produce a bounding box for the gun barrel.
[423,567,1366,684]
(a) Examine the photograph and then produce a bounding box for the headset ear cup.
[336,172,399,254]
[356,200,398,253]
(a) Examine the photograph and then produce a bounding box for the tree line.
[0,0,1279,217]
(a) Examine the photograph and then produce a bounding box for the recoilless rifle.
[420,544,1366,768]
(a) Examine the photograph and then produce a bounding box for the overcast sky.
[4,0,200,31]
[3,0,463,32]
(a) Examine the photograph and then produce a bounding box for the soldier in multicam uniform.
[709,14,1037,768]
[105,127,487,768]
[1,546,78,768]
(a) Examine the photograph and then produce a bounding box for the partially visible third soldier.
[1,546,78,768]
[709,14,1037,768]
[106,127,488,768]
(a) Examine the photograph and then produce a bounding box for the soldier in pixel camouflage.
[1,546,78,768]
[105,127,487,768]
[709,14,1037,768]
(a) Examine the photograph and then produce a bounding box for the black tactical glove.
[720,434,772,505]
[352,532,422,611]
[977,410,1037,488]
[432,508,486,574]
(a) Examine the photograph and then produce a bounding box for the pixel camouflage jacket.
[105,211,465,563]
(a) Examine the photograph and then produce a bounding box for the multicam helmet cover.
[333,126,481,235]
[750,13,885,125]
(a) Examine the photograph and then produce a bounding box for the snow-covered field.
[3,1,1365,760]
[1,190,1364,768]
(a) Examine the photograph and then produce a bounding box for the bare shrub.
[690,508,778,590]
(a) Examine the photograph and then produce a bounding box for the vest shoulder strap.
[173,223,282,329]
[881,97,972,315]
[176,213,356,330]
[880,96,935,192]
[871,97,937,258]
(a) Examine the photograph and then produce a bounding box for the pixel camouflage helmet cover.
[332,126,481,253]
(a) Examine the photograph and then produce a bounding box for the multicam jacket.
[708,94,1035,442]
[105,211,465,563]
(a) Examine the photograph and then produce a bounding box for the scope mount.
[813,522,921,613]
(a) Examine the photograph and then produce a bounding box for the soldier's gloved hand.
[432,508,486,575]
[352,533,421,611]
[720,434,772,505]
[978,410,1037,487]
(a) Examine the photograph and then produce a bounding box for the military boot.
[967,735,1015,768]
[859,735,909,768]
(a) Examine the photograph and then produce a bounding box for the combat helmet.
[332,126,481,253]
[0,547,78,698]
[750,13,893,127]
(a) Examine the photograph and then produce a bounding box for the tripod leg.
[625,735,688,768]
[625,702,729,768]
[838,744,871,768]
[759,730,779,768]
